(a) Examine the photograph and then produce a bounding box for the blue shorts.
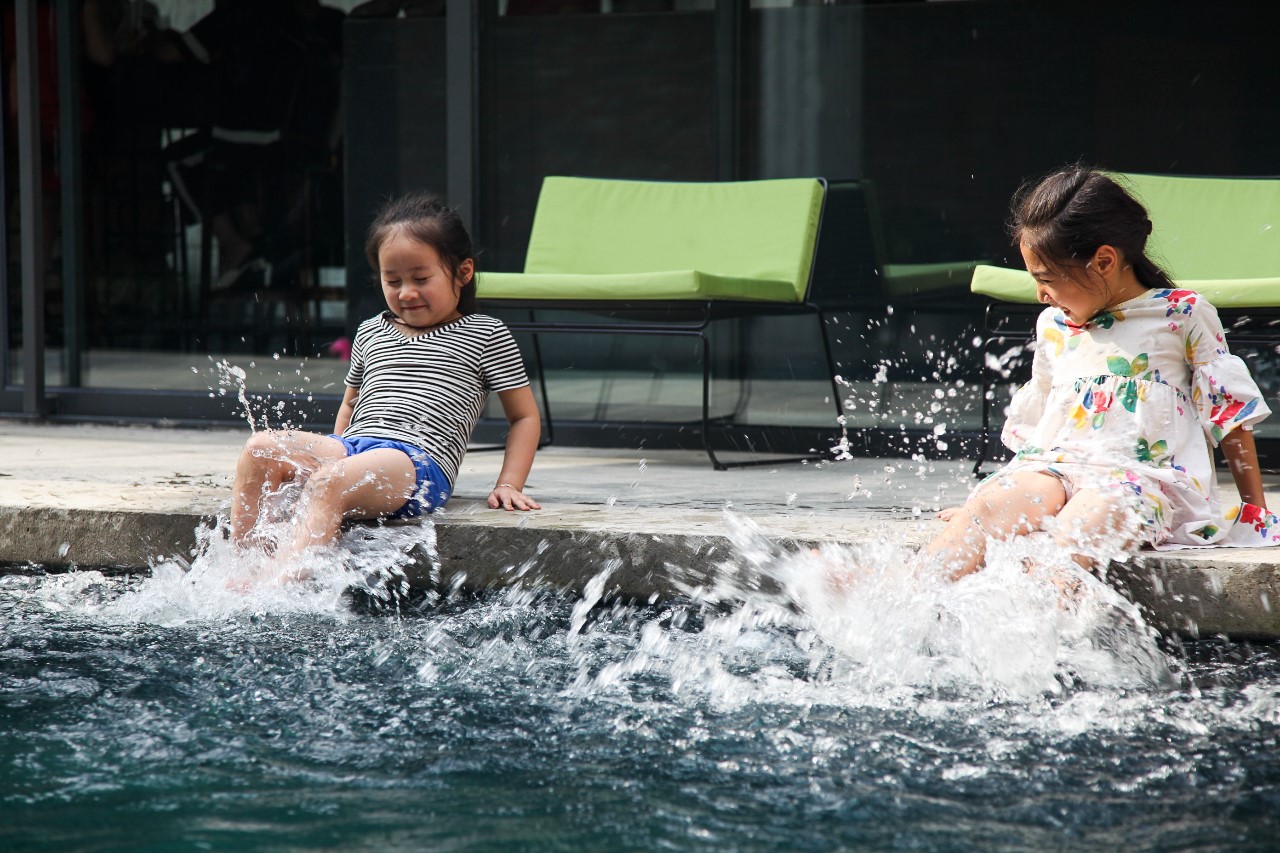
[328,435,452,520]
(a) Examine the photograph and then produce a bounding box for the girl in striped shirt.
[230,193,541,575]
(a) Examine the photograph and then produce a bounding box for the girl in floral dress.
[925,166,1277,580]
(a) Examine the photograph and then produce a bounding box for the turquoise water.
[3,523,1280,851]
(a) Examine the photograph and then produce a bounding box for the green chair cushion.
[477,269,797,303]
[970,264,1280,308]
[510,176,825,304]
[1187,278,1280,308]
[1122,173,1280,281]
[884,261,982,297]
[970,265,1042,304]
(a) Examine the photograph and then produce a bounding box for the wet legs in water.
[231,430,417,567]
[922,472,1137,581]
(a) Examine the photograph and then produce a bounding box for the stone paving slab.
[1,422,1279,638]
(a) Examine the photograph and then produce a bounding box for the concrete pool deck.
[2,420,1280,638]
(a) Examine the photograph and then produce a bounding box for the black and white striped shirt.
[343,311,530,487]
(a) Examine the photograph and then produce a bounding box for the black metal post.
[16,0,48,415]
[714,0,743,182]
[528,323,554,447]
[700,330,724,469]
[445,0,478,234]
[0,8,10,388]
[57,0,83,386]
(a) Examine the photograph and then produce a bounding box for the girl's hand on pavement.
[488,484,541,511]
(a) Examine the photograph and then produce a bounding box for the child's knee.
[300,461,376,507]
[242,429,285,461]
[964,499,1037,540]
[944,505,987,539]
[300,464,344,502]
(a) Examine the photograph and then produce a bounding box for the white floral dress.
[998,288,1278,549]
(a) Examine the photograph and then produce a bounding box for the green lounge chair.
[478,176,859,469]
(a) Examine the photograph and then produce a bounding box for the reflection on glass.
[2,0,1275,456]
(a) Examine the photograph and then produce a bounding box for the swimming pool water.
[3,530,1280,851]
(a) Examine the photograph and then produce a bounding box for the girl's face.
[378,229,473,328]
[1020,241,1116,325]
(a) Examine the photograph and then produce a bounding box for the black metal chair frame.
[497,300,846,470]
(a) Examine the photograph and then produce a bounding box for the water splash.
[212,359,256,431]
[827,310,1006,470]
[21,505,1178,709]
[47,506,439,626]
[205,355,323,432]
[554,514,1179,713]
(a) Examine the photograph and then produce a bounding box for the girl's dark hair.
[1011,165,1174,291]
[365,192,478,315]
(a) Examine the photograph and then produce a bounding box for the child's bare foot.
[1048,569,1085,605]
[223,549,315,592]
[225,552,270,592]
[225,565,277,593]
[224,563,312,592]
[936,506,963,522]
[269,545,334,585]
[1019,555,1087,609]
[225,575,255,594]
[274,564,313,585]
[810,547,862,595]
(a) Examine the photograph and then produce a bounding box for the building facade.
[5,0,1278,457]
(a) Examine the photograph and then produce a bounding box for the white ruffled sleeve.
[1184,295,1271,445]
[1000,311,1053,453]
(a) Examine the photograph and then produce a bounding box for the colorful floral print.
[999,289,1272,549]
[1135,437,1168,463]
[1156,288,1198,317]
[1106,353,1148,377]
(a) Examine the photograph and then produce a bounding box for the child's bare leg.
[230,430,348,547]
[283,448,418,562]
[1049,487,1138,573]
[921,472,1068,580]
